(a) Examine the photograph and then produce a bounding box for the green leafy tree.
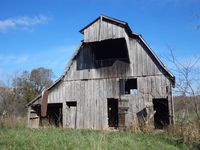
[30,67,53,93]
[13,67,54,104]
[0,67,54,116]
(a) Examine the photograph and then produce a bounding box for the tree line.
[0,67,54,117]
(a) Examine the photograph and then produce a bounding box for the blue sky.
[0,0,200,82]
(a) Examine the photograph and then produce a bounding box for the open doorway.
[107,98,119,128]
[47,103,62,127]
[153,98,169,129]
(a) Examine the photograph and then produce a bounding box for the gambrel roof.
[68,15,175,84]
[27,15,175,107]
[80,15,132,35]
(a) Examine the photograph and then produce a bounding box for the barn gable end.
[80,16,131,43]
[27,15,175,130]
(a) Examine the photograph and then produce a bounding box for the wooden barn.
[27,16,175,129]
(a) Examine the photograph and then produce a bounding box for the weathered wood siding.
[122,75,173,127]
[83,19,129,43]
[62,79,119,129]
[27,107,40,128]
[47,75,172,129]
[64,38,165,81]
[43,18,174,129]
[48,82,63,104]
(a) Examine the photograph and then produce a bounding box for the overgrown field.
[0,128,191,150]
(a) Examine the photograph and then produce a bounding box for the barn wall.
[64,38,164,81]
[123,75,173,127]
[83,19,129,43]
[48,82,64,104]
[62,78,119,129]
[31,19,174,129]
[44,75,172,129]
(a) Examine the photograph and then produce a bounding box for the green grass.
[0,128,191,150]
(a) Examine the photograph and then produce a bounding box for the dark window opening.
[120,78,137,95]
[107,98,119,128]
[153,98,169,129]
[31,104,41,117]
[77,38,129,70]
[66,101,77,108]
[166,86,169,94]
[46,103,63,127]
[92,38,129,61]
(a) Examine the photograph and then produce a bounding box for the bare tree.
[166,47,200,121]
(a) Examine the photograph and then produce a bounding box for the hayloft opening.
[91,38,129,67]
[47,103,62,127]
[120,78,137,95]
[107,98,119,128]
[153,98,169,129]
[93,38,129,60]
[77,38,129,70]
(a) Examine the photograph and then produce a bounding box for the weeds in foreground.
[165,120,200,149]
[0,128,190,150]
[0,115,26,128]
[0,115,200,149]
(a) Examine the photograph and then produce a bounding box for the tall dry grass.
[0,115,26,128]
[128,114,200,149]
[165,120,200,148]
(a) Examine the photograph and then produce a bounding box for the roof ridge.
[79,15,130,34]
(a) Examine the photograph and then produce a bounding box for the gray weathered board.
[28,16,174,129]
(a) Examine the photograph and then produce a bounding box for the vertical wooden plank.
[142,47,147,76]
[96,80,100,129]
[62,102,66,128]
[94,79,98,129]
[108,23,112,39]
[86,80,90,129]
[92,79,96,129]
[102,79,108,129]
[87,80,91,129]
[93,22,96,42]
[81,81,85,128]
[99,79,103,129]
[90,80,94,129]
[134,40,138,76]
[101,21,105,40]
[112,24,116,39]
[76,81,80,129]
[84,80,88,128]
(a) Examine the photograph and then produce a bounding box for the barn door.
[153,98,169,129]
[107,98,119,128]
[66,101,77,128]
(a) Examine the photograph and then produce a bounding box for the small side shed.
[27,15,175,129]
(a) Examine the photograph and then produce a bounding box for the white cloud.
[0,15,49,32]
